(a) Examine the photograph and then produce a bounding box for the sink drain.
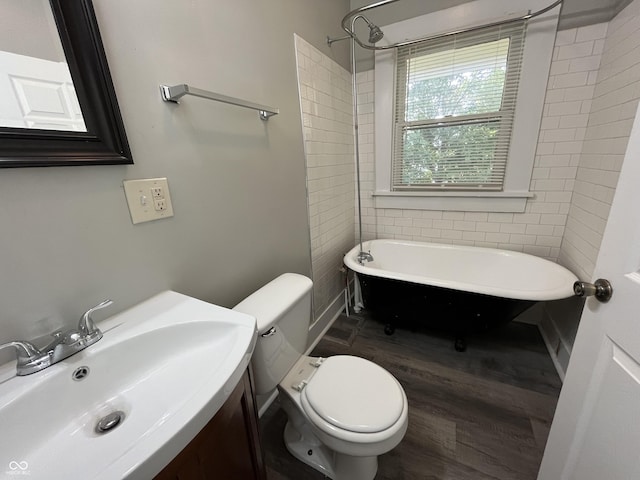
[72,366,90,381]
[95,411,125,434]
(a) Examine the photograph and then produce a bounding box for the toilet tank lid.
[233,273,313,332]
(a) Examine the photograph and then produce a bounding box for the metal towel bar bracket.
[160,84,279,121]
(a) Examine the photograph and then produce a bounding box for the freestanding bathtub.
[344,239,578,351]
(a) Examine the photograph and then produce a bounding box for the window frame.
[393,30,523,191]
[373,0,560,212]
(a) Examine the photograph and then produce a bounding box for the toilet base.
[282,412,379,480]
[284,419,336,478]
[283,420,379,480]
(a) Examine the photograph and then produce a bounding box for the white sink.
[0,291,257,479]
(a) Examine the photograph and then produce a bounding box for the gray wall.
[0,0,350,363]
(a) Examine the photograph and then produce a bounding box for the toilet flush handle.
[261,327,277,338]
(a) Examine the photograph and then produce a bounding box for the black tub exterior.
[358,273,535,337]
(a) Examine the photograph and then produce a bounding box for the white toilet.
[234,273,408,480]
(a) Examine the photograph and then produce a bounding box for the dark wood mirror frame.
[0,0,133,168]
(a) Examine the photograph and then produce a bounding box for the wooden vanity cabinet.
[154,368,266,480]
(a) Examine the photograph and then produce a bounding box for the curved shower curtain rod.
[335,0,563,266]
[331,0,563,50]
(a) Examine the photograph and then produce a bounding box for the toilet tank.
[233,273,313,395]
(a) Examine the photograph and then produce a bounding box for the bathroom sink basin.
[0,291,257,479]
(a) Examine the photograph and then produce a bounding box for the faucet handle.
[0,341,42,360]
[0,341,50,376]
[78,299,113,337]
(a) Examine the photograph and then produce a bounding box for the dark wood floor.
[260,311,561,480]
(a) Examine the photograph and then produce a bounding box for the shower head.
[367,23,384,43]
[326,14,385,47]
[363,17,384,43]
[327,15,384,49]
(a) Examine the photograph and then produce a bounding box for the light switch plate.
[123,177,174,224]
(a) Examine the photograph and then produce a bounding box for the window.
[393,23,525,191]
[373,1,559,212]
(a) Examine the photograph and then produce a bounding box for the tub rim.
[344,239,578,302]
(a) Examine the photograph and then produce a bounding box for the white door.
[537,104,640,478]
[0,50,85,131]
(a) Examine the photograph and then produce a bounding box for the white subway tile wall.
[294,35,355,321]
[560,2,640,281]
[356,23,607,266]
[293,7,640,329]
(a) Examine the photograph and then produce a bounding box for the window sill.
[372,190,533,212]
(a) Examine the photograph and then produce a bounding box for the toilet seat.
[301,355,405,434]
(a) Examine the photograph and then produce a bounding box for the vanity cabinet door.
[155,368,266,480]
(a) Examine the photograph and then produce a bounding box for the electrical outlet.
[154,198,167,211]
[123,177,174,224]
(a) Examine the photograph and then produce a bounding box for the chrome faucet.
[0,299,113,376]
[357,250,374,264]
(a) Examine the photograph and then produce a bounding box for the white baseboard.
[307,288,346,353]
[512,301,568,382]
[537,303,569,382]
[256,390,279,418]
[538,324,567,383]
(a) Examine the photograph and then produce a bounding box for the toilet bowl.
[233,273,408,480]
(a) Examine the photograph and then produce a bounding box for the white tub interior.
[344,239,578,301]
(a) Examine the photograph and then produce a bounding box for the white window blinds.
[393,22,526,191]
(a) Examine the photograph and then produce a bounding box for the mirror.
[0,0,132,167]
[0,0,86,132]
